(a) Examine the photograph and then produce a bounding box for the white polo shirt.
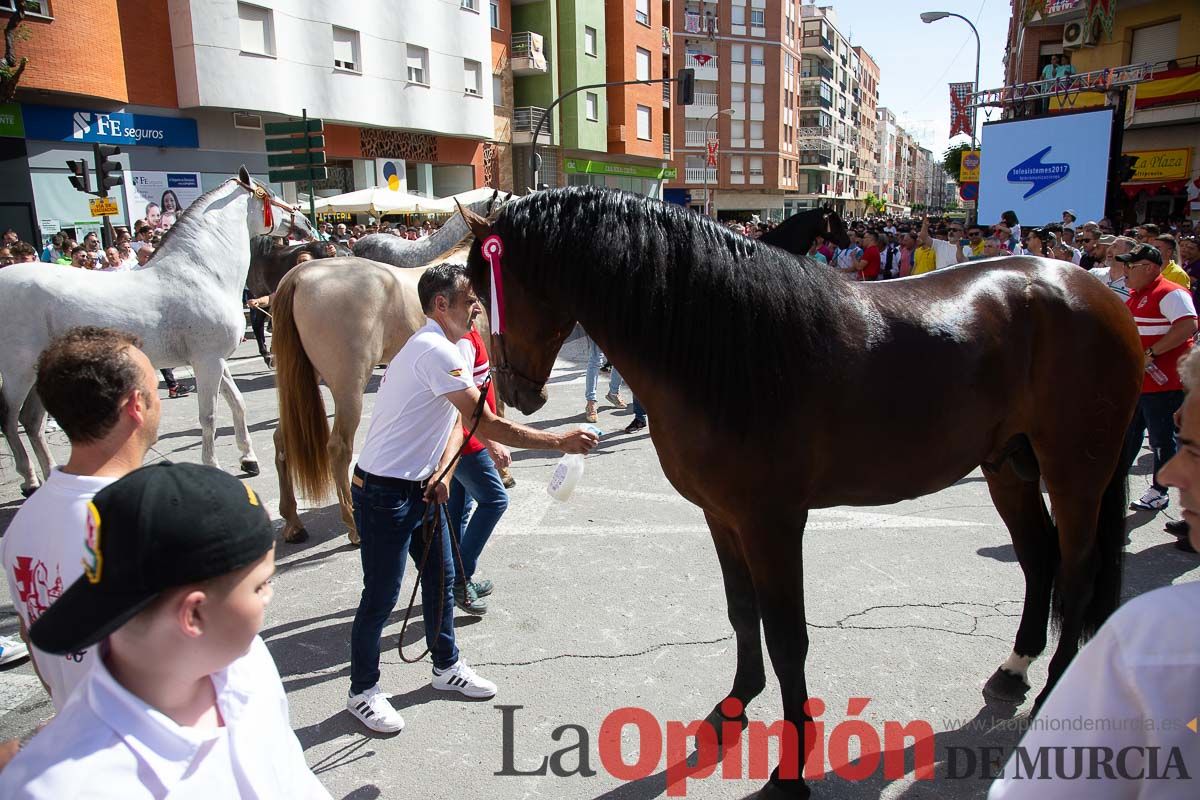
[1,468,114,710]
[0,636,330,799]
[357,318,473,481]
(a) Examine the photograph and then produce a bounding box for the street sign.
[265,134,326,152]
[263,118,324,136]
[959,150,981,183]
[267,166,329,184]
[89,197,120,216]
[267,151,328,168]
[959,182,979,202]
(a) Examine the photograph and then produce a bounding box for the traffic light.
[94,143,123,195]
[1117,154,1138,183]
[676,68,695,106]
[66,159,91,194]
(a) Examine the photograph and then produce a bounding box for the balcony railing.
[685,167,718,183]
[513,106,552,143]
[694,91,718,108]
[798,151,832,166]
[685,52,718,75]
[511,32,548,76]
[684,129,715,147]
[663,133,671,156]
[799,93,832,109]
[663,80,671,106]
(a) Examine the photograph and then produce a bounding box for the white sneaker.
[1131,488,1169,511]
[346,685,405,733]
[0,635,28,666]
[431,660,497,699]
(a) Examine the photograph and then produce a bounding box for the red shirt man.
[1124,249,1197,393]
[457,326,497,455]
[857,232,881,281]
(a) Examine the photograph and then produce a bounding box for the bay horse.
[0,167,306,493]
[759,205,851,256]
[460,187,1140,798]
[247,237,352,299]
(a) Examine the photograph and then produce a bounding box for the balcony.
[684,11,718,37]
[662,79,671,106]
[798,151,832,166]
[802,35,833,52]
[684,52,718,81]
[685,167,718,183]
[661,26,670,54]
[684,129,716,147]
[513,106,552,144]
[799,93,832,110]
[663,133,671,156]
[511,32,548,76]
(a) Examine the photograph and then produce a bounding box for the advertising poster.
[123,171,204,230]
[979,109,1113,226]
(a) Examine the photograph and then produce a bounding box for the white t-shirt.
[989,581,1200,799]
[929,237,964,269]
[357,319,473,481]
[1,468,114,710]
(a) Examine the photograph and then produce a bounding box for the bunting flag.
[949,82,976,138]
[1022,0,1047,23]
[1086,0,1116,40]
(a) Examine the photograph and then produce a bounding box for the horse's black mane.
[475,186,845,423]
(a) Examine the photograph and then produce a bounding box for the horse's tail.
[1081,460,1127,639]
[272,272,333,501]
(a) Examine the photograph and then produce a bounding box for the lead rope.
[397,377,493,664]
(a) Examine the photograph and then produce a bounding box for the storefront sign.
[123,171,204,230]
[22,105,199,148]
[0,103,24,138]
[563,159,678,181]
[1126,149,1191,183]
[89,197,120,217]
[38,218,60,236]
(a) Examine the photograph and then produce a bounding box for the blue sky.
[826,0,1012,158]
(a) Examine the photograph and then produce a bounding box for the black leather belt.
[352,465,422,491]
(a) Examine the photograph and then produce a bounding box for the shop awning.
[311,186,499,215]
[1120,179,1189,199]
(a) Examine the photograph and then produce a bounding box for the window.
[1130,20,1180,65]
[407,44,429,84]
[584,26,597,57]
[750,46,764,66]
[489,0,500,28]
[730,44,744,64]
[636,47,651,81]
[460,0,478,10]
[731,119,744,139]
[635,0,650,26]
[749,157,764,176]
[237,3,274,57]
[750,85,764,103]
[750,9,765,27]
[585,92,599,121]
[731,84,744,102]
[493,74,503,106]
[730,156,744,175]
[731,6,745,25]
[750,121,763,142]
[0,1,50,15]
[332,26,360,72]
[636,105,651,140]
[464,58,482,95]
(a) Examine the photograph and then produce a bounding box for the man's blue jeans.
[350,475,459,694]
[585,337,622,402]
[631,396,647,424]
[1122,390,1184,493]
[448,449,509,581]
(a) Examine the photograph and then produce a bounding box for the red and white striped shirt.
[1126,274,1197,393]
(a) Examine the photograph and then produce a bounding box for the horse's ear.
[456,199,491,240]
[238,165,251,185]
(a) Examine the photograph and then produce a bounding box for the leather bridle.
[235,178,304,236]
[487,327,549,397]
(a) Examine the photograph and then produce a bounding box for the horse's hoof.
[19,485,38,498]
[983,667,1030,704]
[703,704,749,746]
[757,778,811,799]
[502,474,516,489]
[241,460,261,476]
[283,527,309,544]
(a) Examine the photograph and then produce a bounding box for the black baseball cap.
[1116,243,1163,266]
[30,462,274,655]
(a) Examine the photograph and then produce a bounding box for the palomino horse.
[0,167,305,492]
[460,188,1140,798]
[269,247,481,544]
[759,205,851,256]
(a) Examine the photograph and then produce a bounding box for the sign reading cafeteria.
[21,105,199,148]
[979,109,1112,226]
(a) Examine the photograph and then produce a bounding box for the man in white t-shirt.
[919,216,967,270]
[989,346,1200,799]
[346,263,598,734]
[1,326,160,710]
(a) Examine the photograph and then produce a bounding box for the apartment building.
[1001,0,1199,222]
[510,0,676,197]
[663,1,873,220]
[0,0,511,242]
[852,44,880,210]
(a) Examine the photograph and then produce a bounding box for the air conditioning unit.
[1063,20,1095,50]
[232,112,262,130]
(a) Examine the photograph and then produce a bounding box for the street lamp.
[922,10,980,220]
[704,107,734,218]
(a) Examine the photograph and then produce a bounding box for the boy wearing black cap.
[0,463,329,799]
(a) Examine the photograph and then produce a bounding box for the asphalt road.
[1,333,1197,799]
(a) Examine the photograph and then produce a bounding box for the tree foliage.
[942,143,973,181]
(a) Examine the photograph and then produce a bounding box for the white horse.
[351,190,509,266]
[0,166,307,494]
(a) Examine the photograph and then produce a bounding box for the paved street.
[2,332,1197,800]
